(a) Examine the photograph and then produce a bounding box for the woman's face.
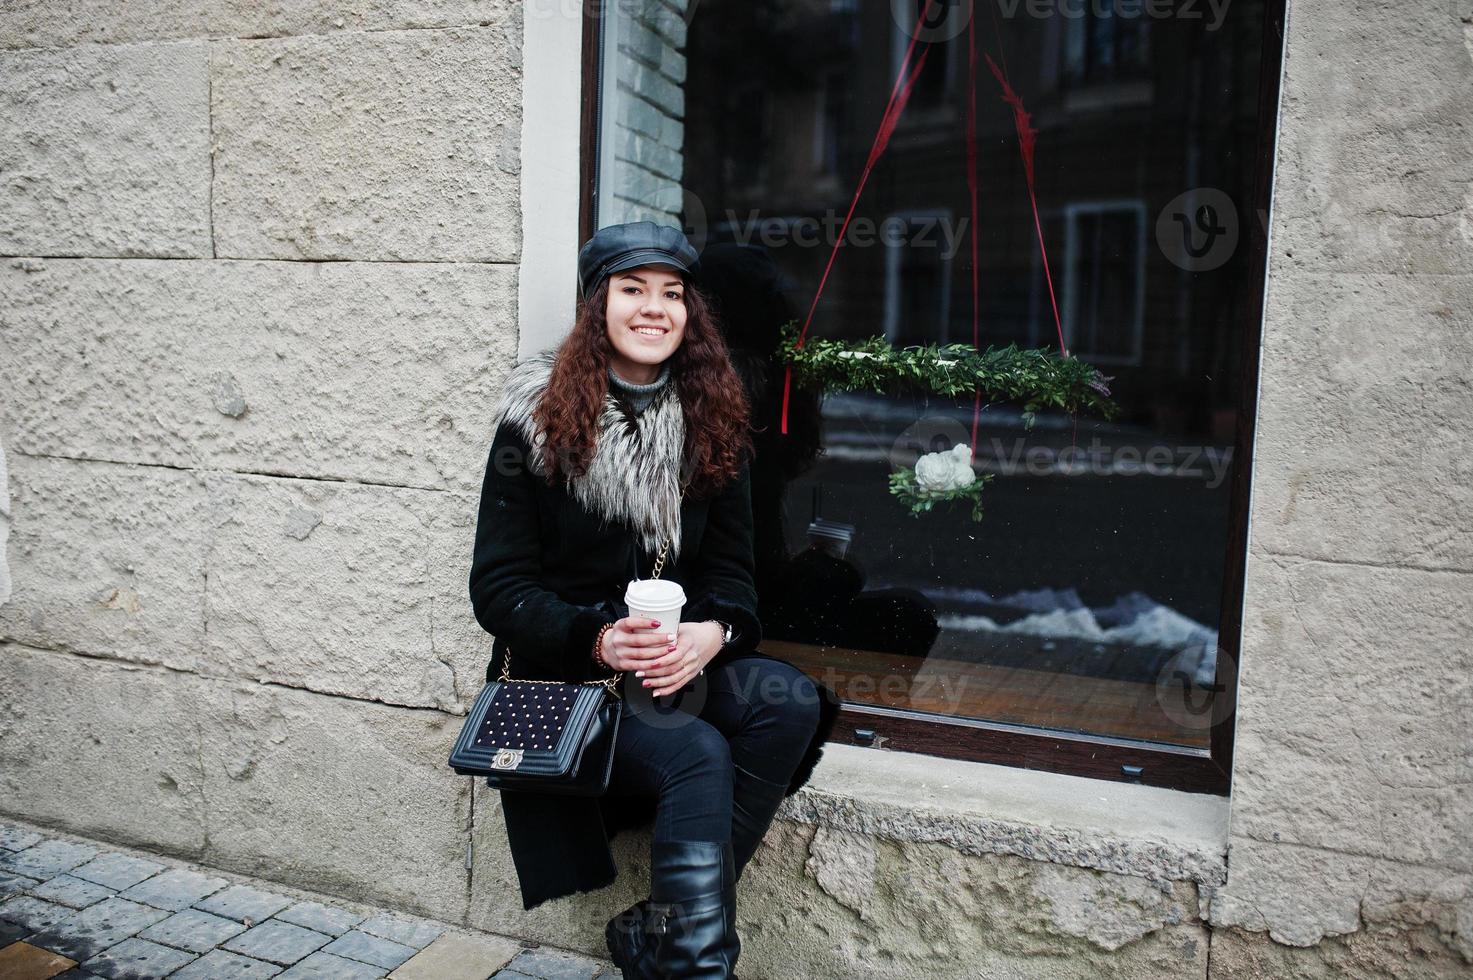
[604,264,688,383]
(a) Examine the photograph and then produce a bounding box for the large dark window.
[585,0,1286,793]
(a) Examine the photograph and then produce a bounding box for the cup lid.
[624,578,686,606]
[807,519,854,541]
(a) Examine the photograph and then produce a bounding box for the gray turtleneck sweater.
[608,362,671,414]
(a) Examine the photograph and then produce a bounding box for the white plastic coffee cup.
[806,518,855,559]
[624,578,686,632]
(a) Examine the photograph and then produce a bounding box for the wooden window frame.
[576,0,1289,796]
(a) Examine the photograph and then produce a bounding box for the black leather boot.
[627,840,739,979]
[604,898,654,978]
[730,763,791,881]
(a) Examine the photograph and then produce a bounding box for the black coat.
[467,355,840,911]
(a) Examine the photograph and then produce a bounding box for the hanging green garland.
[775,321,1119,521]
[776,321,1117,427]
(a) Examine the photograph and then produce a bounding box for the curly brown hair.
[531,275,754,499]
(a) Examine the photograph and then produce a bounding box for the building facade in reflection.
[599,0,1273,747]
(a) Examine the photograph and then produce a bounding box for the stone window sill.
[785,743,1229,886]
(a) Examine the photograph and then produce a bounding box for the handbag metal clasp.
[491,748,524,770]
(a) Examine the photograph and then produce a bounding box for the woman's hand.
[636,621,725,697]
[598,617,677,674]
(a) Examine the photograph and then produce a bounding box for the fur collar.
[494,349,686,560]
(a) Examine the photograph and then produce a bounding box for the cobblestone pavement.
[0,819,619,980]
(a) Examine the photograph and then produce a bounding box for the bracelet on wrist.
[592,622,616,670]
[708,620,735,647]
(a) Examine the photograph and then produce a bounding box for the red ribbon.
[966,14,981,454]
[779,1,938,435]
[779,2,1069,439]
[985,53,1067,359]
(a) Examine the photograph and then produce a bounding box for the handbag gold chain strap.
[499,504,681,697]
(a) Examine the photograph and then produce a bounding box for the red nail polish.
[652,620,661,627]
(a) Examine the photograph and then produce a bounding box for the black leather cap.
[577,221,699,300]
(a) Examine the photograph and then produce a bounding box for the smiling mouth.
[631,325,669,336]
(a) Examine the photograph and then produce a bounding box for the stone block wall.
[0,1,523,927]
[1199,0,1473,976]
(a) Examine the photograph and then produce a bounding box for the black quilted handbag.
[447,661,622,796]
[448,533,678,794]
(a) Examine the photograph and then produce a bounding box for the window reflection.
[598,0,1265,749]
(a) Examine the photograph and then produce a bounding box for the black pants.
[605,655,821,843]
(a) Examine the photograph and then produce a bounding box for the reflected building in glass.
[596,0,1273,753]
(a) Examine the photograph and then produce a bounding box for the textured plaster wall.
[0,440,10,608]
[1,1,1470,979]
[1200,0,1473,976]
